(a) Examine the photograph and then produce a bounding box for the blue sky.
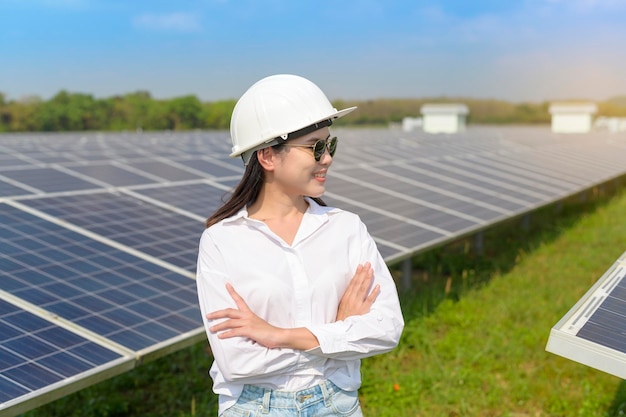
[2,0,626,103]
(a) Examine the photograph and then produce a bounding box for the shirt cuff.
[305,320,351,356]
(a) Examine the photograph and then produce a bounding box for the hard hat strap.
[240,119,334,165]
[277,119,333,143]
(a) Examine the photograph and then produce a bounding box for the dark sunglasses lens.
[313,140,326,161]
[328,137,338,157]
[313,138,338,160]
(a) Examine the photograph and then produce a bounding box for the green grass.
[22,185,626,417]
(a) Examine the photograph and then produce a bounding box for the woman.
[196,74,404,416]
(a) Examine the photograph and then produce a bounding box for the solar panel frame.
[546,250,626,379]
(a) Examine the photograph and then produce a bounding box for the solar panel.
[122,160,204,182]
[66,162,158,186]
[0,203,201,351]
[0,167,101,193]
[546,250,626,379]
[20,192,202,271]
[1,126,625,415]
[132,182,231,218]
[0,296,131,416]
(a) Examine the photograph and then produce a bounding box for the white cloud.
[133,12,202,33]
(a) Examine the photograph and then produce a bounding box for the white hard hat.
[229,74,357,165]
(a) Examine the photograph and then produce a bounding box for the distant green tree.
[598,98,626,117]
[204,100,236,130]
[0,92,7,131]
[106,91,165,131]
[35,91,108,131]
[165,95,205,130]
[3,90,624,133]
[4,96,42,131]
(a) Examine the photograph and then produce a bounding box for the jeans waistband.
[238,380,339,412]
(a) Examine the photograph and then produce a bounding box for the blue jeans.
[220,380,363,417]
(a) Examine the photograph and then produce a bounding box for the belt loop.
[319,380,332,407]
[261,388,271,414]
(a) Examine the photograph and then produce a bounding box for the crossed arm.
[205,262,380,351]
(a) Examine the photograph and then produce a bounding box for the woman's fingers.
[336,262,380,321]
[225,282,250,312]
[205,283,281,346]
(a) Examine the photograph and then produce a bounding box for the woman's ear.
[256,147,277,171]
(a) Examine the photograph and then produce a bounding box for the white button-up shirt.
[196,198,404,414]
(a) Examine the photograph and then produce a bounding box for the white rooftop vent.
[420,103,469,134]
[402,117,422,132]
[549,102,597,134]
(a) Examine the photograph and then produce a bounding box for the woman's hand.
[206,283,319,350]
[336,262,380,321]
[206,283,283,348]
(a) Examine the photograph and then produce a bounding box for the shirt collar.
[221,197,339,225]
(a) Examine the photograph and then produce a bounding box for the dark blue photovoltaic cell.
[68,163,156,187]
[0,203,202,352]
[401,160,546,204]
[334,166,508,221]
[327,177,478,233]
[323,196,445,250]
[21,192,202,271]
[182,159,243,178]
[135,183,227,217]
[577,269,626,354]
[0,156,33,168]
[0,298,123,403]
[379,164,528,212]
[1,167,99,193]
[124,161,203,181]
[0,180,31,198]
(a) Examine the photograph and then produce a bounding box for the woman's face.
[273,126,334,198]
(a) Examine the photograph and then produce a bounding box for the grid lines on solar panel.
[176,158,243,178]
[336,166,510,221]
[322,196,446,253]
[123,160,204,182]
[66,163,158,187]
[327,176,478,233]
[0,203,202,352]
[133,183,229,217]
[383,163,529,212]
[1,167,100,193]
[0,298,124,403]
[456,154,577,193]
[446,151,589,187]
[21,192,202,271]
[0,156,34,168]
[0,179,32,198]
[405,160,548,204]
[576,266,626,354]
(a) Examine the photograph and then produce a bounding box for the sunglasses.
[283,136,338,161]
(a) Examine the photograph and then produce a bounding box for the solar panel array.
[1,126,626,415]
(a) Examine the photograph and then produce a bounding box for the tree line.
[1,90,625,132]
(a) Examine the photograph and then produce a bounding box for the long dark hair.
[205,148,326,228]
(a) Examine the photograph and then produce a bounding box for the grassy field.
[22,184,626,417]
